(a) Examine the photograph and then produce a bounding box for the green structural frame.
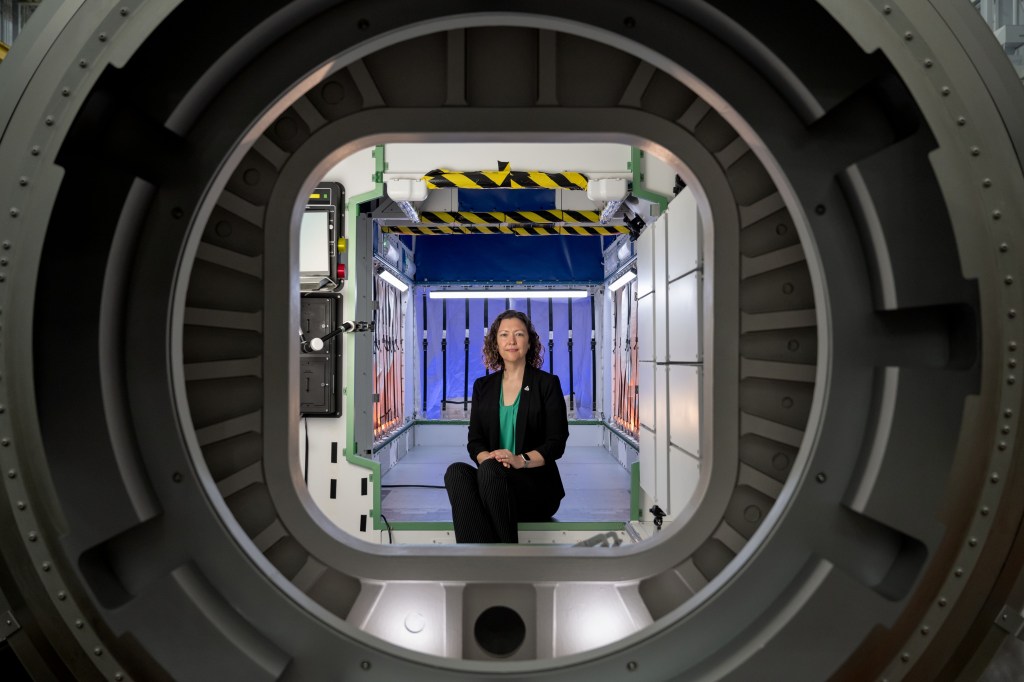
[628,146,671,214]
[341,144,387,530]
[342,145,653,535]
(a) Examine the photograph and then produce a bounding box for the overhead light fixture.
[386,178,429,202]
[429,290,588,299]
[379,269,410,292]
[617,241,632,261]
[587,178,628,202]
[608,268,637,292]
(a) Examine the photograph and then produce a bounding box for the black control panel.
[300,291,342,417]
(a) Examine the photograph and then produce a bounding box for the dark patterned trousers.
[444,459,559,543]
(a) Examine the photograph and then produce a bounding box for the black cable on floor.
[379,512,394,544]
[380,484,446,489]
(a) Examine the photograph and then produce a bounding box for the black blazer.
[466,365,569,502]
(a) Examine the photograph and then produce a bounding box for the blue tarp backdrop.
[413,234,605,283]
[458,188,554,212]
[416,289,595,420]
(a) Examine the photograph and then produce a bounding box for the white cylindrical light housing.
[608,268,637,292]
[379,269,410,291]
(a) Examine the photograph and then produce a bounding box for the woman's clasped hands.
[489,449,524,469]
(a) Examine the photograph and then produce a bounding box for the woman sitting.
[444,310,569,543]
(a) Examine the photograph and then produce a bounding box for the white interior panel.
[669,365,700,457]
[299,211,330,276]
[655,364,670,505]
[653,214,668,293]
[558,191,601,211]
[667,187,700,281]
[383,142,631,174]
[566,424,605,446]
[420,188,456,212]
[550,583,653,658]
[415,423,470,446]
[654,215,668,364]
[639,426,656,500]
[642,151,680,199]
[668,273,699,363]
[667,444,700,517]
[638,293,654,363]
[348,582,452,657]
[638,361,655,430]
[636,222,654,299]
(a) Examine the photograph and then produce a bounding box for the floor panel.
[379,445,632,523]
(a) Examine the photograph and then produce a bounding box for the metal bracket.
[0,610,21,641]
[995,605,1024,638]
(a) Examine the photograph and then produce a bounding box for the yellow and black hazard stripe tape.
[382,225,518,236]
[381,225,628,236]
[508,171,588,190]
[423,167,510,189]
[419,211,504,225]
[422,162,589,190]
[419,210,602,225]
[509,225,628,236]
[502,210,600,224]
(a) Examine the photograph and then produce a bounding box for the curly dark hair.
[482,310,544,371]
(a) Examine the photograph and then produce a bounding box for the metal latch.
[1,610,20,641]
[995,605,1024,638]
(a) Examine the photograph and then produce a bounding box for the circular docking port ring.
[1,1,1023,680]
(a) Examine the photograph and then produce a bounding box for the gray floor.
[379,445,632,523]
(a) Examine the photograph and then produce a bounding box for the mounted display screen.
[300,210,331,277]
[300,182,344,290]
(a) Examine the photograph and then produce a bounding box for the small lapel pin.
[524,385,530,392]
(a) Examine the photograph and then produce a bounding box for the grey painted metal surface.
[0,0,1022,679]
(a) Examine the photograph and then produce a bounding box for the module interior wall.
[636,190,702,517]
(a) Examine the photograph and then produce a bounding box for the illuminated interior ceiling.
[1,1,1023,679]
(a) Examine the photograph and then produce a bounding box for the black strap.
[463,300,470,413]
[590,292,597,415]
[421,290,428,415]
[441,298,448,413]
[567,297,574,412]
[547,297,554,375]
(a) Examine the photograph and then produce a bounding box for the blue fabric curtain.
[572,296,595,418]
[423,291,443,419]
[418,288,594,419]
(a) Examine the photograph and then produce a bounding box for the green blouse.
[498,387,521,453]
